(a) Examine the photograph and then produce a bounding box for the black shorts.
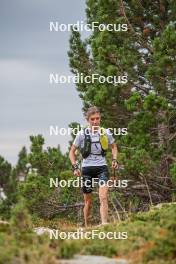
[81,165,109,194]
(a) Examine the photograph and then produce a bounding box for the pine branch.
[120,0,153,53]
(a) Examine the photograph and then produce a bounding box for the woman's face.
[88,112,101,129]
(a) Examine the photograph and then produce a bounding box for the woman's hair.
[85,106,100,120]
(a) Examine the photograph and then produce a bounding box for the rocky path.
[34,227,130,264]
[58,255,129,264]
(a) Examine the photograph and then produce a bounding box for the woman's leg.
[83,193,92,227]
[99,185,109,224]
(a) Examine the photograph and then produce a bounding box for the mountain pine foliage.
[68,0,176,209]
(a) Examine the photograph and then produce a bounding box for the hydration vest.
[80,127,109,159]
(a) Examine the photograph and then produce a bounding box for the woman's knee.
[99,195,108,205]
[84,194,92,206]
[99,188,108,204]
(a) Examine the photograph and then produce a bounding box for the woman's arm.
[69,144,77,166]
[69,144,81,176]
[110,143,118,160]
[110,143,119,169]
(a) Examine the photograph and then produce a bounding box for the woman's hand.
[72,164,81,177]
[112,159,119,169]
[73,168,81,177]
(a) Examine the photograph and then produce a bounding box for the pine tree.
[16,146,28,174]
[0,156,11,191]
[68,0,176,208]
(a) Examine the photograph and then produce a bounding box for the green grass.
[0,203,176,264]
[56,203,176,263]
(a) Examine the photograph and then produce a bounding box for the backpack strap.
[80,127,108,158]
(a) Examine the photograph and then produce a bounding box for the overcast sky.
[0,0,88,165]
